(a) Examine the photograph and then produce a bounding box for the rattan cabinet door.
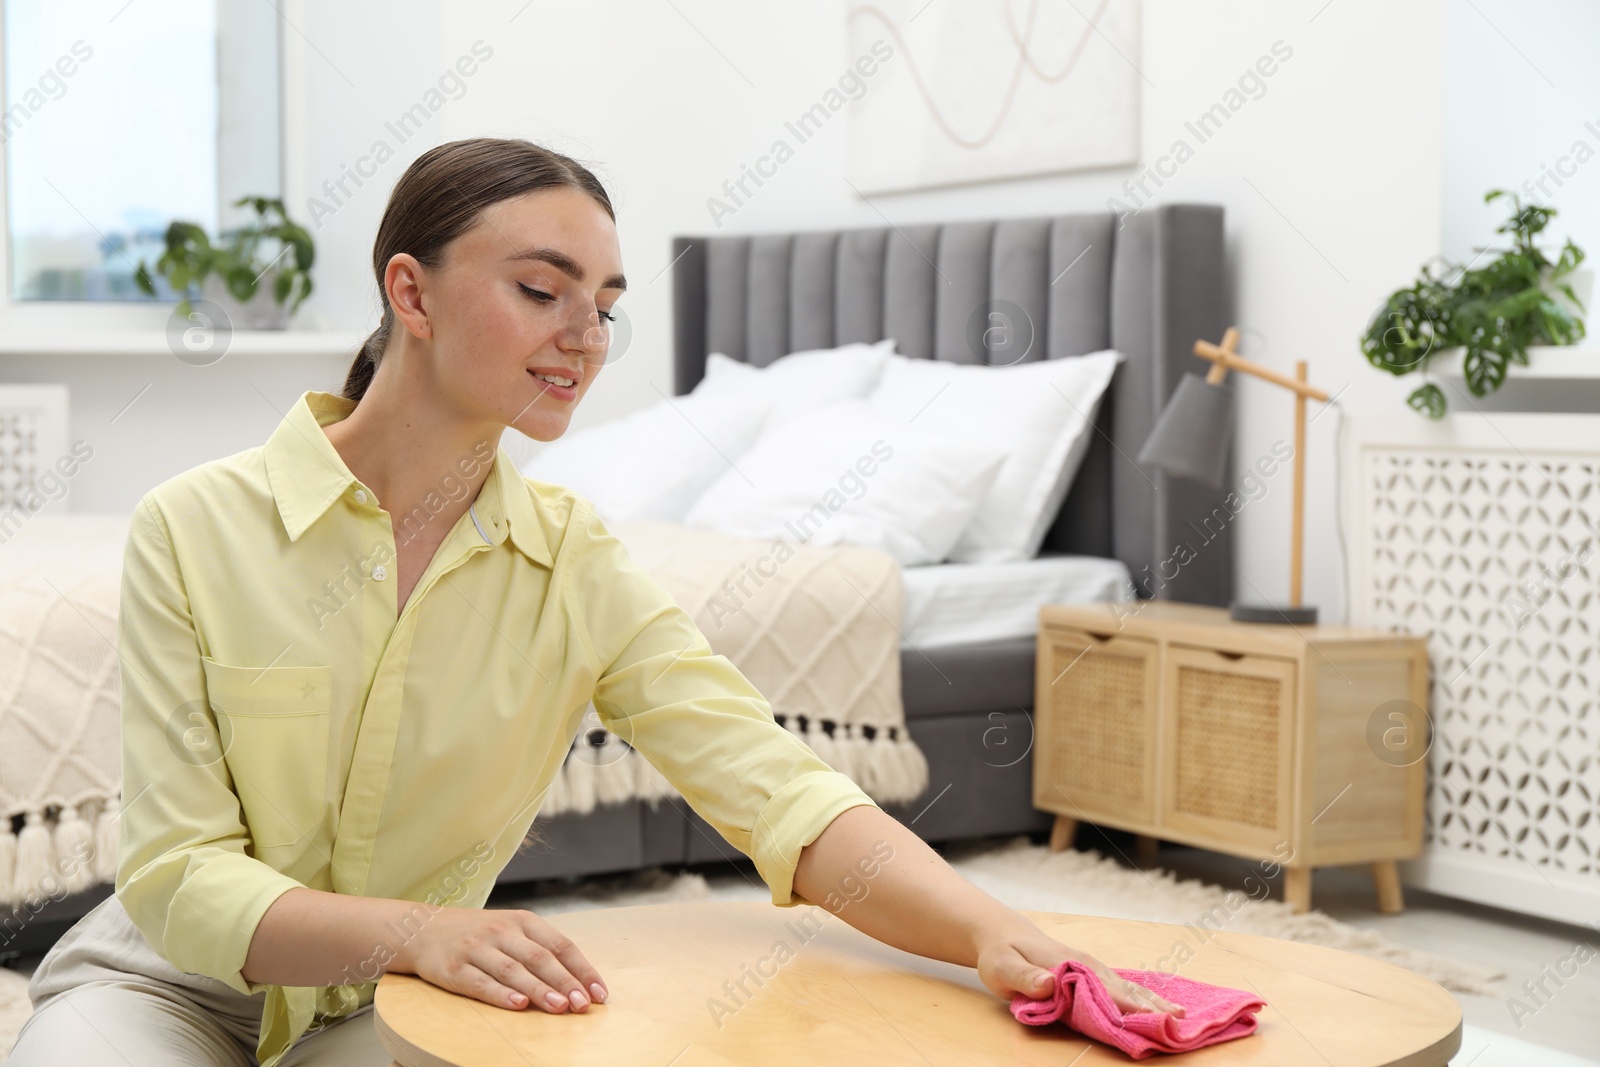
[1159,646,1297,855]
[1034,626,1159,829]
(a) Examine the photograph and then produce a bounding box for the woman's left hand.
[975,918,1186,1018]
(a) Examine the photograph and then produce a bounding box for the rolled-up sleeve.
[570,501,879,907]
[115,494,303,994]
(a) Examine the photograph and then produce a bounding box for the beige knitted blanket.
[0,515,925,907]
[542,519,926,818]
[0,516,127,908]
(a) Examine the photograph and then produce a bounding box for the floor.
[6,831,1596,1065]
[1104,834,1600,1063]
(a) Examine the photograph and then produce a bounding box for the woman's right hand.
[391,907,607,1013]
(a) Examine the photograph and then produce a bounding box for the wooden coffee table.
[375,902,1461,1066]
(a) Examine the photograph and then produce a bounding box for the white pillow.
[697,339,895,420]
[520,389,771,523]
[681,400,1006,566]
[867,351,1121,563]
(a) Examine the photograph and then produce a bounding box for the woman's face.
[411,186,626,442]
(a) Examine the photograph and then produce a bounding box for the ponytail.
[342,315,391,403]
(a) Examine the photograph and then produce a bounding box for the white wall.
[6,0,1454,619]
[288,0,1449,620]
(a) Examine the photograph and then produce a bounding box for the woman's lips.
[529,369,578,401]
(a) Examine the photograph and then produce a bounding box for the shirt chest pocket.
[201,656,333,854]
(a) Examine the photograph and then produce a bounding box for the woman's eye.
[520,282,616,324]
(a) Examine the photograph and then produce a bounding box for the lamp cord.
[1328,398,1350,624]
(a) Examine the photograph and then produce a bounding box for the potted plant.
[134,195,315,329]
[1361,190,1587,417]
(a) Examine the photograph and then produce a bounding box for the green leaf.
[1361,283,1447,376]
[169,221,210,251]
[290,231,314,271]
[226,264,256,302]
[1408,383,1447,418]
[289,272,314,314]
[274,269,294,304]
[1462,345,1509,396]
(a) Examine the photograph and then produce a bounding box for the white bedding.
[899,554,1132,649]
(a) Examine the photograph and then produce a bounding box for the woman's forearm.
[791,804,1031,965]
[794,803,1185,1017]
[242,886,442,988]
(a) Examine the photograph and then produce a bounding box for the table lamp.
[1136,327,1330,624]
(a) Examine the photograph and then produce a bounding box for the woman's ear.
[385,253,433,341]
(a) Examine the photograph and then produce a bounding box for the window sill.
[1432,345,1600,379]
[0,329,364,357]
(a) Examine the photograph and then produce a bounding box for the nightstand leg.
[1135,835,1159,866]
[1049,815,1078,852]
[1371,861,1404,914]
[1284,867,1312,913]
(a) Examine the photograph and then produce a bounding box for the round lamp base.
[1229,602,1319,625]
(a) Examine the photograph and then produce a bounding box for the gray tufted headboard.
[669,203,1232,606]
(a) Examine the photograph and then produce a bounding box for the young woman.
[10,138,1180,1066]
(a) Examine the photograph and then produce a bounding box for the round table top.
[374,902,1462,1067]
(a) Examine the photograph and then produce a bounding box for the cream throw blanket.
[0,515,926,907]
[541,519,927,817]
[0,516,127,908]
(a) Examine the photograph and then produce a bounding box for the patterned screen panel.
[1363,446,1599,891]
[0,386,70,517]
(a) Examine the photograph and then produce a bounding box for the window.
[2,0,281,302]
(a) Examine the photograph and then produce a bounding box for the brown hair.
[343,138,616,403]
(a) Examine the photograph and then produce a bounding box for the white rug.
[0,969,28,1063]
[505,835,1503,996]
[0,835,1522,1061]
[1452,1027,1600,1067]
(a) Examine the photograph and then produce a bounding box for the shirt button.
[371,564,387,581]
[354,489,368,504]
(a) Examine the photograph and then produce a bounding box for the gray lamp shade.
[1136,372,1235,488]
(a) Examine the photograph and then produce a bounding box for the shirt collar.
[263,390,552,569]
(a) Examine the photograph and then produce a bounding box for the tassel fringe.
[0,798,127,907]
[534,716,930,823]
[14,811,53,904]
[778,717,929,805]
[54,805,96,893]
[1,721,929,899]
[0,819,15,905]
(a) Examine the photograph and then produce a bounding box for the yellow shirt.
[114,389,879,1066]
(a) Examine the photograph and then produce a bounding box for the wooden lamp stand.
[1193,328,1331,625]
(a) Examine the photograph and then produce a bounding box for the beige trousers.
[8,893,390,1066]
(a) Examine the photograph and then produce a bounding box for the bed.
[505,202,1233,877]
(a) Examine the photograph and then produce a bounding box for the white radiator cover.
[0,385,70,516]
[1343,412,1600,925]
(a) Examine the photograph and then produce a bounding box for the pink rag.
[1010,961,1266,1059]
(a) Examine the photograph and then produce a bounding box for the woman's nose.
[575,309,610,359]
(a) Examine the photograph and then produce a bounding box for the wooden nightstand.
[1034,601,1429,914]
